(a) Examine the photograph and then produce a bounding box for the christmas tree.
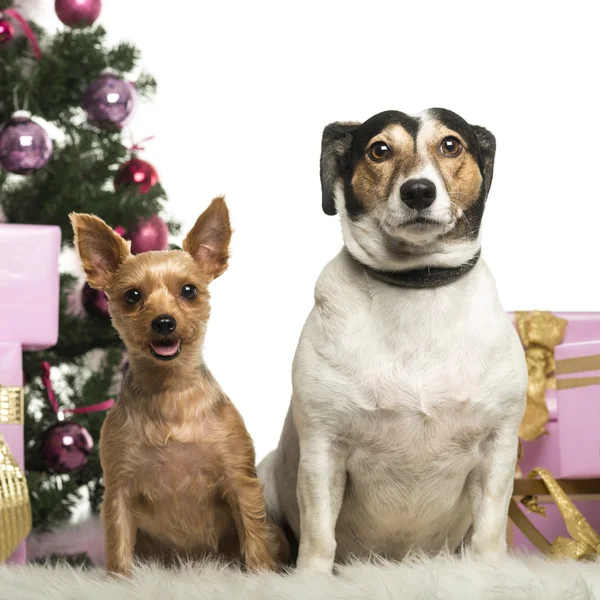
[0,1,178,539]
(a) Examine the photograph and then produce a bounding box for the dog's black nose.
[151,315,177,335]
[400,179,437,210]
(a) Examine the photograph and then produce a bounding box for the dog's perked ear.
[320,122,360,216]
[472,125,496,199]
[183,196,232,282]
[69,213,130,291]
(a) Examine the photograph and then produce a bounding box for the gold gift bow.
[510,468,600,560]
[0,385,31,562]
[514,311,568,441]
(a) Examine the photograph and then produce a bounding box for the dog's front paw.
[245,553,277,573]
[105,564,131,578]
[296,556,333,573]
[470,536,508,560]
[296,553,335,574]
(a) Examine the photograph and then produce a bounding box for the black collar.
[347,248,481,289]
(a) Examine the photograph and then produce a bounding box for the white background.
[27,0,600,461]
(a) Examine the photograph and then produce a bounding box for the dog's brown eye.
[368,142,390,161]
[181,284,197,300]
[125,289,141,304]
[440,136,462,157]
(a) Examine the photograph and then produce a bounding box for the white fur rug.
[2,553,600,600]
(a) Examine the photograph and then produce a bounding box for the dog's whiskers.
[448,200,478,239]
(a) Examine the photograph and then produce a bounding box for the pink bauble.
[129,215,169,254]
[0,18,14,44]
[0,115,53,174]
[41,420,94,474]
[83,74,135,129]
[55,0,101,28]
[114,158,158,194]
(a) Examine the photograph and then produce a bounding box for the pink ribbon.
[41,361,115,417]
[4,8,42,60]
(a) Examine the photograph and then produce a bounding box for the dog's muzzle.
[150,314,181,360]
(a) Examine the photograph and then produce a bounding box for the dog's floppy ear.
[69,213,130,291]
[472,125,496,199]
[183,196,231,282]
[320,122,360,216]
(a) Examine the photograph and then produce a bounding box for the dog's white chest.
[342,324,471,414]
[306,287,500,417]
[287,255,526,558]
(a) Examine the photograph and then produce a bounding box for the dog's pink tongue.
[151,341,180,357]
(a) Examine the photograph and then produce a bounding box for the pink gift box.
[0,224,61,350]
[510,312,600,479]
[0,224,61,563]
[0,342,26,564]
[555,340,600,478]
[509,313,600,553]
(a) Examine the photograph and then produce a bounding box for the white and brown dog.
[258,109,528,572]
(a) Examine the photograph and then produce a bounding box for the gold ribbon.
[1,385,24,425]
[514,311,568,441]
[555,353,600,390]
[0,432,32,561]
[521,468,600,560]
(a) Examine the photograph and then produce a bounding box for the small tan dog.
[70,198,287,576]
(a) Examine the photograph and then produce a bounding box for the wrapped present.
[0,224,61,563]
[510,312,600,478]
[0,224,61,350]
[508,312,600,554]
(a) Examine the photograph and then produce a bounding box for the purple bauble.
[129,215,169,254]
[0,115,53,175]
[55,0,102,28]
[41,420,94,474]
[83,74,135,128]
[81,282,109,318]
